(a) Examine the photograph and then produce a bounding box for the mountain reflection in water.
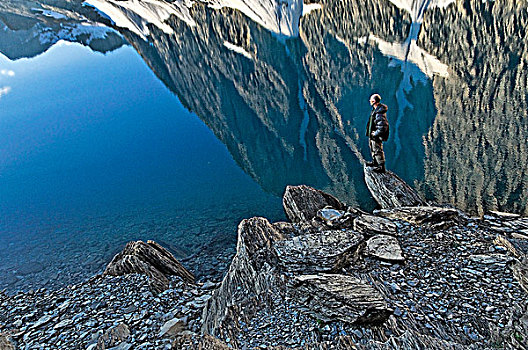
[1,0,527,290]
[88,0,526,215]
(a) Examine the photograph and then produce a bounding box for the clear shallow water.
[1,0,527,292]
[0,42,284,291]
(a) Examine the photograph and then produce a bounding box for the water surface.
[0,41,283,291]
[1,0,527,292]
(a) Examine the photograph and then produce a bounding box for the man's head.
[369,94,381,107]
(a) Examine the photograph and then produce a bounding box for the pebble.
[0,274,213,349]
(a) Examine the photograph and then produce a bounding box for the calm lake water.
[1,0,527,291]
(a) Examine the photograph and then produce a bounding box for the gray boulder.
[283,185,346,223]
[354,214,398,236]
[274,229,363,272]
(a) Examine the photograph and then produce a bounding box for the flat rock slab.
[469,254,515,265]
[375,206,466,225]
[283,185,346,223]
[354,214,398,236]
[365,235,405,262]
[274,230,363,272]
[364,166,427,209]
[290,274,392,325]
[487,211,522,220]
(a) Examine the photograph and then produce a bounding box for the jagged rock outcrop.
[283,185,347,222]
[104,240,194,293]
[199,182,528,349]
[200,217,286,337]
[202,185,407,347]
[364,166,427,209]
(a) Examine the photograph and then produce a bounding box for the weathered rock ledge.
[1,181,528,349]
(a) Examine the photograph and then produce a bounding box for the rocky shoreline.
[1,171,527,349]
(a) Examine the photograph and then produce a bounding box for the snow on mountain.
[389,0,454,21]
[302,3,322,16]
[370,0,454,161]
[31,8,68,20]
[37,22,117,45]
[223,41,252,59]
[208,0,303,37]
[84,0,306,39]
[370,35,449,79]
[370,0,452,79]
[84,0,196,40]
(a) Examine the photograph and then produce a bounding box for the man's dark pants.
[369,138,385,165]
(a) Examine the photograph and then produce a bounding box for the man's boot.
[373,163,386,173]
[365,160,377,167]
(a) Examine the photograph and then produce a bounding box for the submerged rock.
[104,240,194,293]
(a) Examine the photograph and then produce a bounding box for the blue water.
[0,42,284,291]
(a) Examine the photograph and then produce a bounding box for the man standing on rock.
[366,93,389,173]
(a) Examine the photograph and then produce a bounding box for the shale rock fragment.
[354,214,398,236]
[376,206,467,226]
[274,229,363,272]
[364,235,405,262]
[289,274,393,325]
[104,240,194,293]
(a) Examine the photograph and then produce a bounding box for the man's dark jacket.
[366,103,389,141]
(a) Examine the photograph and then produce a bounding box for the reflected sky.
[0,42,277,216]
[0,41,284,291]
